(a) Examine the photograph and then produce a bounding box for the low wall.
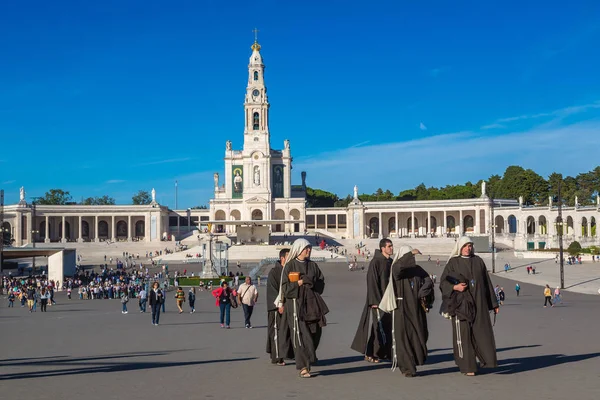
[513,251,556,259]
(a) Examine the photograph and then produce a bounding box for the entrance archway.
[463,215,474,232]
[495,215,504,234]
[538,216,547,235]
[369,217,379,237]
[251,209,263,221]
[116,220,128,238]
[508,215,517,234]
[592,217,597,237]
[567,216,574,235]
[407,217,418,233]
[81,220,90,238]
[388,217,396,235]
[135,220,145,238]
[526,216,536,235]
[1,221,11,244]
[98,221,109,239]
[429,216,437,234]
[290,209,301,233]
[446,216,456,233]
[582,217,588,237]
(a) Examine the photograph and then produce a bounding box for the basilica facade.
[2,40,599,251]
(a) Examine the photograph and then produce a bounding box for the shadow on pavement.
[0,356,257,381]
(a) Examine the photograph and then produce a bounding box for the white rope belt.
[455,317,464,359]
[274,312,279,358]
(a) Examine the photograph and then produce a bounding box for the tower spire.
[251,27,261,51]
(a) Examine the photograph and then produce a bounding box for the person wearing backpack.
[121,292,129,314]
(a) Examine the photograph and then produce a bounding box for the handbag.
[229,290,238,308]
[378,267,397,313]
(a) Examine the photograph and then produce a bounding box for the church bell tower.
[243,33,270,153]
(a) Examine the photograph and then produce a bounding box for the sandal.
[464,372,476,376]
[299,368,312,378]
[365,356,380,363]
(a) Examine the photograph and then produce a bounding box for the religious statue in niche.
[253,166,260,186]
[272,165,284,198]
[233,168,243,194]
[226,140,232,151]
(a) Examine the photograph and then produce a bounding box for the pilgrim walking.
[351,239,394,363]
[387,246,434,377]
[266,248,294,365]
[278,238,328,378]
[439,236,499,376]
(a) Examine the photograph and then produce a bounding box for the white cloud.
[106,179,125,184]
[2,180,15,184]
[495,101,600,124]
[480,123,505,130]
[136,157,192,167]
[419,122,427,131]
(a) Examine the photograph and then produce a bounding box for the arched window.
[253,71,258,81]
[253,112,259,130]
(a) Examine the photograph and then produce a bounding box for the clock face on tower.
[252,89,260,97]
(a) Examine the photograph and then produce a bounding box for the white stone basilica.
[1,39,599,252]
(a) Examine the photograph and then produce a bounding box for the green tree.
[36,189,73,205]
[334,195,353,207]
[82,195,116,205]
[132,190,152,205]
[306,187,339,208]
[567,241,582,256]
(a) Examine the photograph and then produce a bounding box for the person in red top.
[212,281,237,328]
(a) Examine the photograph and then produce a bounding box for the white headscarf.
[274,238,311,306]
[447,236,474,261]
[391,245,415,266]
[284,238,311,267]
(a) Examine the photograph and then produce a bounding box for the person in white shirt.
[237,277,258,328]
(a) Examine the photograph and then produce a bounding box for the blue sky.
[1,0,599,208]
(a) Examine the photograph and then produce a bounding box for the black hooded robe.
[391,253,434,375]
[266,261,293,362]
[439,255,498,374]
[280,258,327,371]
[350,250,392,360]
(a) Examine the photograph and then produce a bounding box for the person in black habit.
[388,245,434,377]
[266,248,293,365]
[439,236,499,376]
[350,238,394,363]
[277,238,328,378]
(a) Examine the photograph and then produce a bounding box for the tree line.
[31,189,206,208]
[307,165,600,208]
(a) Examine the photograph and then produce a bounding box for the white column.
[395,211,399,237]
[411,211,415,237]
[111,215,115,240]
[78,215,83,242]
[94,216,99,242]
[45,216,50,243]
[443,210,447,236]
[27,213,32,244]
[335,215,339,232]
[128,215,132,241]
[459,210,463,235]
[61,215,66,243]
[378,212,383,238]
[475,207,481,235]
[427,210,431,237]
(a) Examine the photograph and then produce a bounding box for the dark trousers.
[152,303,161,324]
[41,299,48,312]
[219,303,231,326]
[242,304,254,326]
[544,296,553,306]
[189,300,195,311]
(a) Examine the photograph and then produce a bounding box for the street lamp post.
[489,196,496,273]
[557,181,565,289]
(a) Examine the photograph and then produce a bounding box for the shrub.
[567,241,582,256]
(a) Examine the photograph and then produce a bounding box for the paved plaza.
[2,259,600,400]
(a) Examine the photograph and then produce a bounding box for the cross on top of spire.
[251,28,261,51]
